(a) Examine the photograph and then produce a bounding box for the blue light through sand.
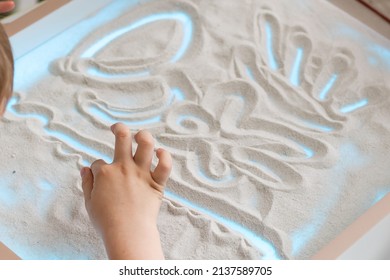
[6,98,49,125]
[369,44,390,69]
[291,223,316,256]
[39,180,54,191]
[87,67,150,79]
[290,139,314,158]
[245,66,255,81]
[372,189,390,206]
[0,237,29,260]
[13,1,136,92]
[81,12,193,63]
[334,24,390,69]
[292,143,364,256]
[6,97,111,164]
[1,234,90,260]
[88,106,161,127]
[48,130,111,163]
[290,48,303,86]
[304,148,314,158]
[171,87,185,101]
[303,120,334,133]
[165,190,281,259]
[319,74,338,100]
[265,22,278,70]
[340,98,368,114]
[0,179,17,207]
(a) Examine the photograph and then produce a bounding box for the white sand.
[1,0,390,259]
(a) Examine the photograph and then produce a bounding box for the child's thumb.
[80,167,93,200]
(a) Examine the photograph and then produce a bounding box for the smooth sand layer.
[1,0,390,259]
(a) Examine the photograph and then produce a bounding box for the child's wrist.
[102,223,163,260]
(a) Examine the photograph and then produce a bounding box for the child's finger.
[91,159,108,175]
[134,130,155,169]
[80,167,93,200]
[152,148,172,186]
[111,123,132,163]
[0,1,15,13]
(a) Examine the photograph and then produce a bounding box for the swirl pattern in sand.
[1,0,390,259]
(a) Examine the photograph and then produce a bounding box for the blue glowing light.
[290,48,303,86]
[81,12,193,79]
[171,87,185,101]
[245,66,255,81]
[372,189,390,206]
[340,98,368,114]
[88,106,161,127]
[165,190,281,259]
[39,180,55,191]
[5,97,16,114]
[6,97,111,163]
[13,1,136,92]
[81,159,91,167]
[291,143,365,256]
[0,181,17,207]
[6,97,49,125]
[81,12,193,64]
[265,22,279,70]
[0,238,30,260]
[368,56,379,66]
[319,74,338,100]
[300,143,314,159]
[302,120,334,133]
[48,130,111,162]
[290,140,314,159]
[291,223,316,256]
[87,67,150,79]
[3,235,91,260]
[334,24,390,69]
[369,44,390,68]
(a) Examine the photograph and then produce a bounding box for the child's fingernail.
[80,168,86,178]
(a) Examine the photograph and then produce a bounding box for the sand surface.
[1,0,390,259]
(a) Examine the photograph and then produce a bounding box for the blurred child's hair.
[0,22,13,112]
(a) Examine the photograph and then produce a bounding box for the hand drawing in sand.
[3,0,390,259]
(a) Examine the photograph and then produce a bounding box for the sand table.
[1,0,390,259]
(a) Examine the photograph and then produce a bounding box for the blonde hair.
[0,22,14,112]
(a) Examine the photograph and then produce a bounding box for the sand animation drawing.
[1,0,390,259]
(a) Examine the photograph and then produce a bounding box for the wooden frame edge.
[0,242,20,260]
[312,193,390,259]
[3,0,71,36]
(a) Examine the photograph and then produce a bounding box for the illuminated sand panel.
[1,0,390,259]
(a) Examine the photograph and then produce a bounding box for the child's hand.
[80,123,172,259]
[0,1,15,13]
